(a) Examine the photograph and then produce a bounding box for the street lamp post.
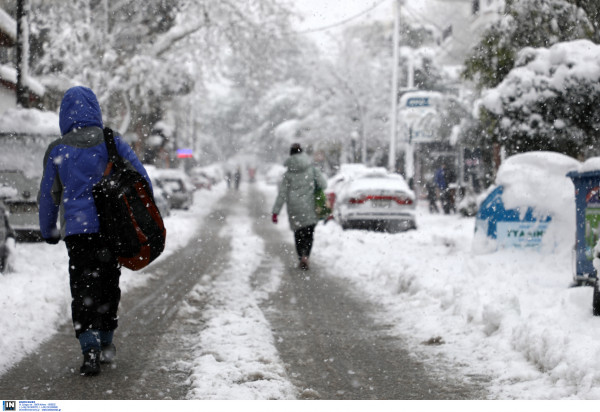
[388,0,401,172]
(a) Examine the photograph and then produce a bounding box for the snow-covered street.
[1,178,600,400]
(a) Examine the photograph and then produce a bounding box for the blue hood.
[59,86,103,136]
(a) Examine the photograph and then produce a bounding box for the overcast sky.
[290,0,392,53]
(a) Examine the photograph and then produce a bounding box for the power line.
[295,0,391,34]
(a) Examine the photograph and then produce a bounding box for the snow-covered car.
[192,165,222,185]
[326,164,389,211]
[153,186,171,217]
[146,167,194,210]
[0,170,42,241]
[190,172,212,190]
[334,170,417,232]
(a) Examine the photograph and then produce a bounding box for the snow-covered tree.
[565,0,600,38]
[463,0,594,90]
[479,39,600,158]
[27,0,296,162]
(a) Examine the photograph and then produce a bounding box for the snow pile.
[185,206,295,400]
[580,157,600,173]
[493,151,580,251]
[310,211,600,399]
[495,151,579,215]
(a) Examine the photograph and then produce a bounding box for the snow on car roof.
[343,174,414,197]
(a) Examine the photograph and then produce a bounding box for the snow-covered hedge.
[480,39,600,156]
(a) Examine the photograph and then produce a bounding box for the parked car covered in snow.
[0,170,42,241]
[334,169,417,232]
[190,171,212,190]
[153,186,171,217]
[146,167,194,210]
[0,109,60,242]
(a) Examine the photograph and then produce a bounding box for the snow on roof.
[0,64,45,97]
[0,8,16,41]
[0,107,59,135]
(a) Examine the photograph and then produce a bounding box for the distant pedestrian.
[435,163,450,214]
[425,178,439,213]
[38,86,152,376]
[271,143,327,270]
[234,167,241,190]
[435,163,456,214]
[225,171,232,189]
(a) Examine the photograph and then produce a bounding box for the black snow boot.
[100,343,116,364]
[299,256,309,270]
[80,348,101,376]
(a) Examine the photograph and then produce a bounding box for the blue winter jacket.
[38,86,152,240]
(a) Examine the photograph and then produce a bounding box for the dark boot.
[299,256,309,270]
[80,348,100,376]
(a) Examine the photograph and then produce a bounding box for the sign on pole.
[406,97,430,108]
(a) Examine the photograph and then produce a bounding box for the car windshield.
[162,179,184,192]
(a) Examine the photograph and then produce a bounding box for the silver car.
[145,166,194,210]
[0,170,42,241]
[334,171,417,232]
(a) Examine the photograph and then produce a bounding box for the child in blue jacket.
[39,86,151,376]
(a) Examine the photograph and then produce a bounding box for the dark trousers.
[65,233,121,338]
[294,224,316,260]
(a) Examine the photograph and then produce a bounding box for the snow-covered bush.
[479,39,600,158]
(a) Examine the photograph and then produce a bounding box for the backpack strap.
[102,127,120,176]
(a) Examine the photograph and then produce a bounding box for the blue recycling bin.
[567,169,600,285]
[475,186,551,249]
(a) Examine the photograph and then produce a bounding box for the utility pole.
[16,0,29,108]
[388,0,401,172]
